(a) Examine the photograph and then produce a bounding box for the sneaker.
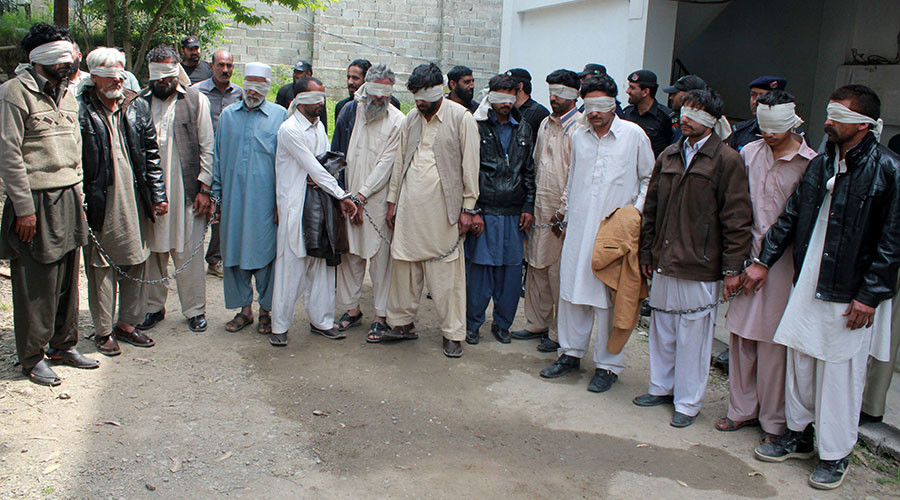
[808,456,849,490]
[754,427,815,462]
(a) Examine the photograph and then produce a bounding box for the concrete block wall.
[221,0,502,102]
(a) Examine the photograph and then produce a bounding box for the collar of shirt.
[238,99,271,116]
[423,98,446,123]
[587,114,625,140]
[684,132,712,153]
[488,109,518,127]
[293,110,319,130]
[198,78,239,96]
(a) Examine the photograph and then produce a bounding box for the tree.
[77,0,329,74]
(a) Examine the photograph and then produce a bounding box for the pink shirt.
[724,136,816,341]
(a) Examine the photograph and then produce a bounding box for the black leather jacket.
[759,132,900,307]
[475,109,536,216]
[79,88,166,230]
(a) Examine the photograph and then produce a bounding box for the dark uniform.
[516,97,549,144]
[622,100,676,158]
[729,118,761,152]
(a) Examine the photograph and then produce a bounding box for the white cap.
[244,62,272,81]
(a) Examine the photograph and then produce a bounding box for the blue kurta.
[212,100,287,270]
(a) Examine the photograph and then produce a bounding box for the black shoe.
[189,314,208,332]
[536,336,560,353]
[23,359,62,386]
[587,368,617,393]
[754,426,816,462]
[632,393,674,407]
[510,329,546,340]
[859,411,884,425]
[46,347,100,369]
[465,328,480,345]
[809,456,850,490]
[671,411,696,428]
[539,354,580,378]
[310,324,346,340]
[491,323,511,344]
[640,298,651,317]
[713,348,730,370]
[136,309,165,330]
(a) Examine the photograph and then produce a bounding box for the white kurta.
[773,159,891,363]
[274,112,348,259]
[559,116,654,308]
[146,86,214,253]
[345,102,403,259]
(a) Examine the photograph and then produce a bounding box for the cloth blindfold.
[826,102,884,141]
[243,80,271,98]
[757,103,803,134]
[412,84,444,102]
[354,82,394,103]
[549,84,579,100]
[287,90,326,118]
[29,41,74,66]
[578,97,616,126]
[473,90,517,121]
[90,66,125,79]
[148,62,180,81]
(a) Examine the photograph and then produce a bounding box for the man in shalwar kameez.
[331,65,403,341]
[137,45,215,333]
[537,74,653,394]
[212,63,286,335]
[717,90,815,441]
[510,69,581,353]
[382,63,480,358]
[270,77,357,347]
[747,85,900,490]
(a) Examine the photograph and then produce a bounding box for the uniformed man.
[662,74,707,145]
[623,69,674,158]
[729,76,788,151]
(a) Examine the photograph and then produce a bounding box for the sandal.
[380,323,418,341]
[366,322,389,343]
[225,312,253,332]
[442,338,463,358]
[715,416,759,432]
[336,311,364,331]
[269,333,288,346]
[257,310,272,335]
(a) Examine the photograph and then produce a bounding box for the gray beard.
[101,88,124,100]
[364,100,387,122]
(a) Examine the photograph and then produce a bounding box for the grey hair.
[365,64,395,85]
[86,47,125,70]
[146,45,179,64]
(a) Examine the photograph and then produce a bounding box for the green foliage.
[0,8,53,77]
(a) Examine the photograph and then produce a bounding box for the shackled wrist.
[461,208,481,215]
[751,257,769,269]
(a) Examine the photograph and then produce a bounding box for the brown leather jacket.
[639,133,752,282]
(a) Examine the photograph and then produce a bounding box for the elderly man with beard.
[447,65,478,113]
[328,65,404,341]
[382,63,480,358]
[538,74,654,393]
[79,47,168,356]
[637,89,752,428]
[212,63,286,335]
[0,23,93,385]
[333,59,401,129]
[511,69,581,351]
[135,45,215,334]
[195,49,242,279]
[747,85,900,490]
[464,74,534,345]
[270,77,357,347]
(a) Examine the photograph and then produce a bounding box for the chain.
[647,285,744,315]
[351,195,464,263]
[85,198,218,285]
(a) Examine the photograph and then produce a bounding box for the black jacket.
[79,88,166,231]
[729,118,760,152]
[759,132,900,307]
[475,109,536,216]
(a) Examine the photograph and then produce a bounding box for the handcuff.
[462,208,482,230]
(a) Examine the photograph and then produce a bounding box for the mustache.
[824,125,838,136]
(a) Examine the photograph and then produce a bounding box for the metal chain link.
[85,198,218,285]
[351,195,463,263]
[647,285,744,315]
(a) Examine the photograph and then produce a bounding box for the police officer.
[729,76,788,151]
[662,74,707,144]
[622,69,674,158]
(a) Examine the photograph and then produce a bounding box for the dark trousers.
[465,261,522,332]
[205,223,221,265]
[12,248,80,370]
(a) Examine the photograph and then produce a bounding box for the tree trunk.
[53,0,68,27]
[131,0,173,76]
[122,0,133,71]
[105,0,115,47]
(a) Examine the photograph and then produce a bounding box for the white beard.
[364,100,387,122]
[245,95,264,109]
[101,88,124,100]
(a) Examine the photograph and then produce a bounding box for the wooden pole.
[54,0,69,27]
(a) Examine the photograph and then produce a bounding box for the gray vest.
[174,87,201,203]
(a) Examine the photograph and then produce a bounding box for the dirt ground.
[0,263,898,499]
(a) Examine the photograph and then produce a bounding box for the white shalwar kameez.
[272,112,349,334]
[773,158,892,460]
[557,117,653,372]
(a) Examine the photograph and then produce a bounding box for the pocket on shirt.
[254,132,278,158]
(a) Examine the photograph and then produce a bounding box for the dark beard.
[151,81,177,99]
[68,59,80,77]
[453,85,473,105]
[42,64,70,83]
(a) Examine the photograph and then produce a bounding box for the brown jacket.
[639,133,752,282]
[592,206,649,354]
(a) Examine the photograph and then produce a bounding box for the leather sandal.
[114,326,155,348]
[269,333,288,346]
[257,310,272,334]
[366,321,389,343]
[715,416,759,432]
[442,338,463,358]
[336,311,363,331]
[381,323,418,341]
[95,334,122,356]
[23,359,62,386]
[46,347,100,369]
[225,312,254,332]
